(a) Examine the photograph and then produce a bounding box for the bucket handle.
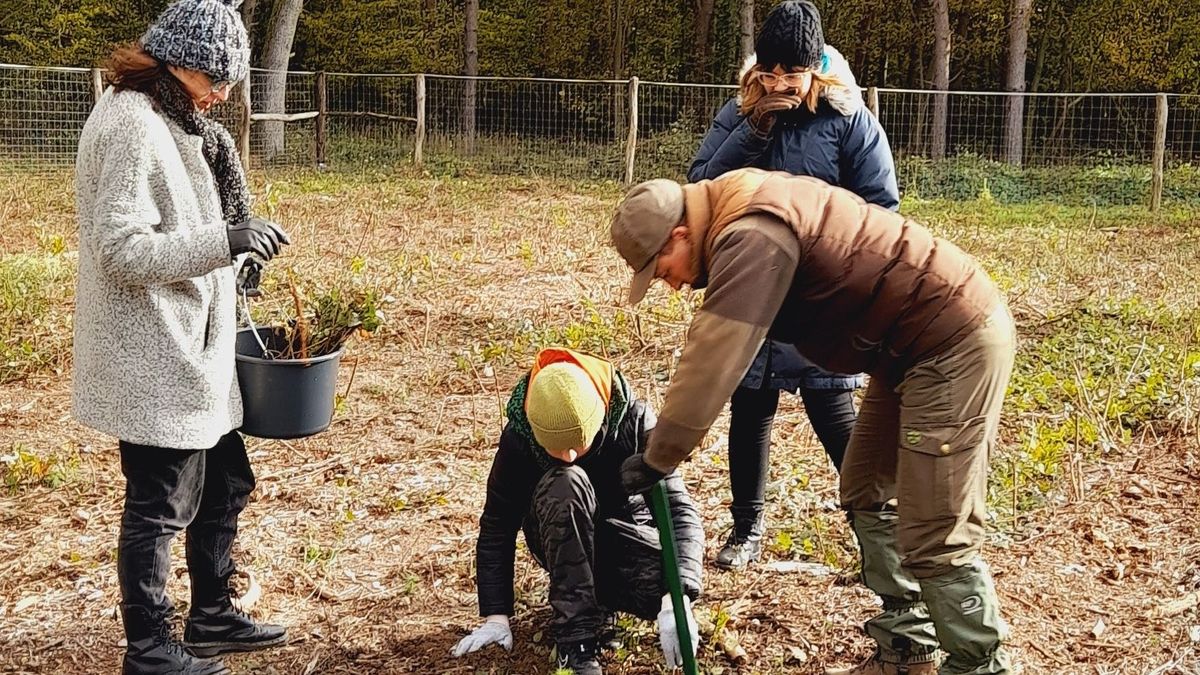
[241,288,271,358]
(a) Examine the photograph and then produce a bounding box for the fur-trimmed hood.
[737,44,861,116]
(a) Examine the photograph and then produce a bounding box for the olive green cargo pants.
[840,306,1016,674]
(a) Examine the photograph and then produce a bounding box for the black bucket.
[234,327,342,439]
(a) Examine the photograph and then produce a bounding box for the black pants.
[522,466,664,644]
[727,385,857,519]
[118,431,255,617]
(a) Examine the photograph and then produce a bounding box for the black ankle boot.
[122,605,230,675]
[183,587,286,658]
[556,639,603,675]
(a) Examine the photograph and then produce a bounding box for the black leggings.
[727,385,857,517]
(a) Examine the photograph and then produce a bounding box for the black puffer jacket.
[475,370,704,617]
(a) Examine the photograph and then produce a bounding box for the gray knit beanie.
[141,0,250,84]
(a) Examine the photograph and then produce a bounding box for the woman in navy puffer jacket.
[688,0,898,570]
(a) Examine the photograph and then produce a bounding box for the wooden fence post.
[866,86,879,118]
[238,77,252,174]
[315,71,328,169]
[1151,93,1169,212]
[90,68,104,103]
[414,74,426,168]
[624,77,639,185]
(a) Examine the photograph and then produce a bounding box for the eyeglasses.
[754,70,812,88]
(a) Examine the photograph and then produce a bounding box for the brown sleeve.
[644,215,800,472]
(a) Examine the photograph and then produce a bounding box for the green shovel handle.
[650,481,699,675]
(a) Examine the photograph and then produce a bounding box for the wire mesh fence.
[423,75,628,180]
[254,69,317,169]
[877,91,1165,165]
[874,90,1194,204]
[0,65,93,174]
[325,73,417,169]
[1,64,1198,207]
[635,81,736,181]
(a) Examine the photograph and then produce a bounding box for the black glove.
[227,217,290,262]
[620,453,667,496]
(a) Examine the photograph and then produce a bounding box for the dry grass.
[1,170,1198,674]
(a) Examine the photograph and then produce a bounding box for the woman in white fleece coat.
[73,1,290,673]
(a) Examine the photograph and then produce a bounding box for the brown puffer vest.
[694,168,1001,374]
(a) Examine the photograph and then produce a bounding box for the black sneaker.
[556,639,603,675]
[714,513,764,570]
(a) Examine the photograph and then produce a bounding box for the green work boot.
[919,560,1011,675]
[850,509,941,663]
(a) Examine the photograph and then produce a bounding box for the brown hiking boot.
[825,653,939,675]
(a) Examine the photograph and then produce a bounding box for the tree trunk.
[242,0,259,43]
[463,0,478,153]
[738,0,754,65]
[930,0,950,160]
[237,0,258,162]
[1003,0,1033,165]
[692,0,716,81]
[611,0,631,139]
[259,0,303,161]
[1024,10,1050,161]
[911,41,928,155]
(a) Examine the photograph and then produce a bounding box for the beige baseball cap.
[609,178,685,304]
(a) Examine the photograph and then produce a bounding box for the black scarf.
[153,75,251,226]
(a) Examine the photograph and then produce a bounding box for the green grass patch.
[991,298,1200,520]
[0,252,74,383]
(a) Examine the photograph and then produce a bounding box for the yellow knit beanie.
[526,362,606,453]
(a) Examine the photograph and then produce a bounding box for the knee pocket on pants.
[898,416,989,523]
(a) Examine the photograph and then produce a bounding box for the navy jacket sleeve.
[475,425,538,617]
[838,107,900,210]
[687,99,771,182]
[635,402,704,600]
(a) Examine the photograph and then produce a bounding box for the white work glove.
[451,615,513,657]
[656,594,699,668]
